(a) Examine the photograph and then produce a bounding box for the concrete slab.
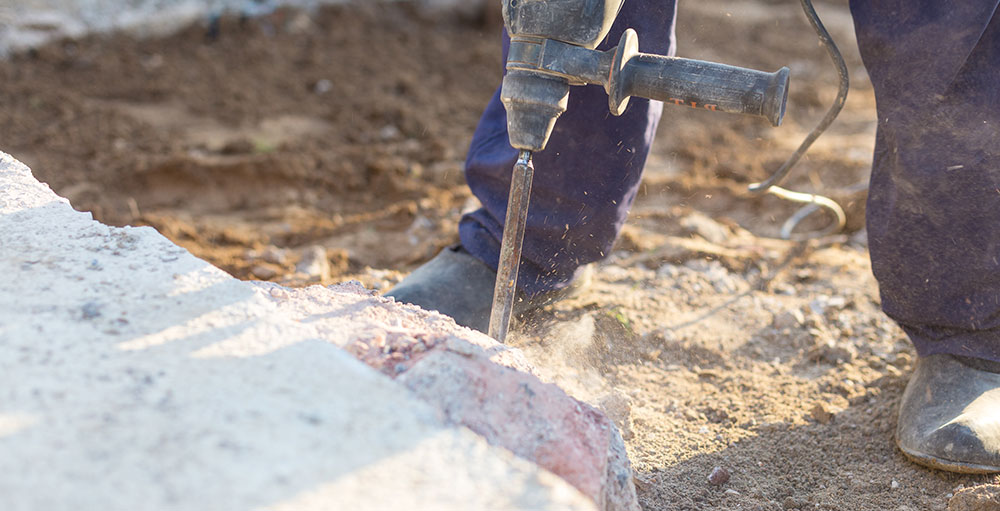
[0,151,596,511]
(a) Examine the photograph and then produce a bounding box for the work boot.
[385,244,589,334]
[896,353,1000,473]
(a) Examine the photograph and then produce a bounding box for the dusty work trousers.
[459,1,1000,363]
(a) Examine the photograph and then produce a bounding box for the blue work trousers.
[459,1,1000,363]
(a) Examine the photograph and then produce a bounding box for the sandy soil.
[3,1,999,509]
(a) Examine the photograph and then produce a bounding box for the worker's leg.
[386,0,676,332]
[851,0,1000,364]
[850,0,1000,472]
[459,0,678,297]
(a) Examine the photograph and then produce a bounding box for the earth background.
[3,0,999,509]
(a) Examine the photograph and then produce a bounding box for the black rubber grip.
[625,55,789,126]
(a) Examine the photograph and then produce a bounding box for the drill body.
[503,0,624,49]
[499,0,788,152]
[500,0,624,151]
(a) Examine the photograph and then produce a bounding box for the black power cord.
[748,0,851,240]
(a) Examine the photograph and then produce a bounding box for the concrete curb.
[0,152,597,511]
[0,151,639,510]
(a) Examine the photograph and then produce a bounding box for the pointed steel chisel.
[487,150,533,342]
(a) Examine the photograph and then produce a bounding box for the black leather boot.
[385,245,589,335]
[896,354,1000,473]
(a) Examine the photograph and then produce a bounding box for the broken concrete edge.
[0,0,487,57]
[253,277,642,510]
[395,349,641,511]
[0,151,639,511]
[0,151,596,511]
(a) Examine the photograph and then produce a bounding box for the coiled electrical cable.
[748,0,851,240]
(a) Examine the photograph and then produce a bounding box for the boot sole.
[897,440,1000,474]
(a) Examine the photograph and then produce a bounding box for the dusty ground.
[3,0,999,509]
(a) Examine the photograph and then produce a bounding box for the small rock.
[379,124,401,140]
[313,79,332,95]
[808,298,828,316]
[773,309,805,330]
[680,212,730,244]
[707,466,730,485]
[794,268,815,282]
[891,479,900,489]
[656,263,681,279]
[724,488,740,496]
[251,265,278,280]
[808,340,858,365]
[296,246,331,282]
[771,281,797,295]
[948,484,1000,511]
[697,369,723,380]
[809,402,835,424]
[783,496,803,509]
[809,295,849,319]
[260,246,288,265]
[687,260,740,294]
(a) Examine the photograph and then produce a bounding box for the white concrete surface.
[0,151,596,511]
[0,0,488,56]
[0,0,333,55]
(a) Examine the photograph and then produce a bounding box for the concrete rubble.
[0,151,639,510]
